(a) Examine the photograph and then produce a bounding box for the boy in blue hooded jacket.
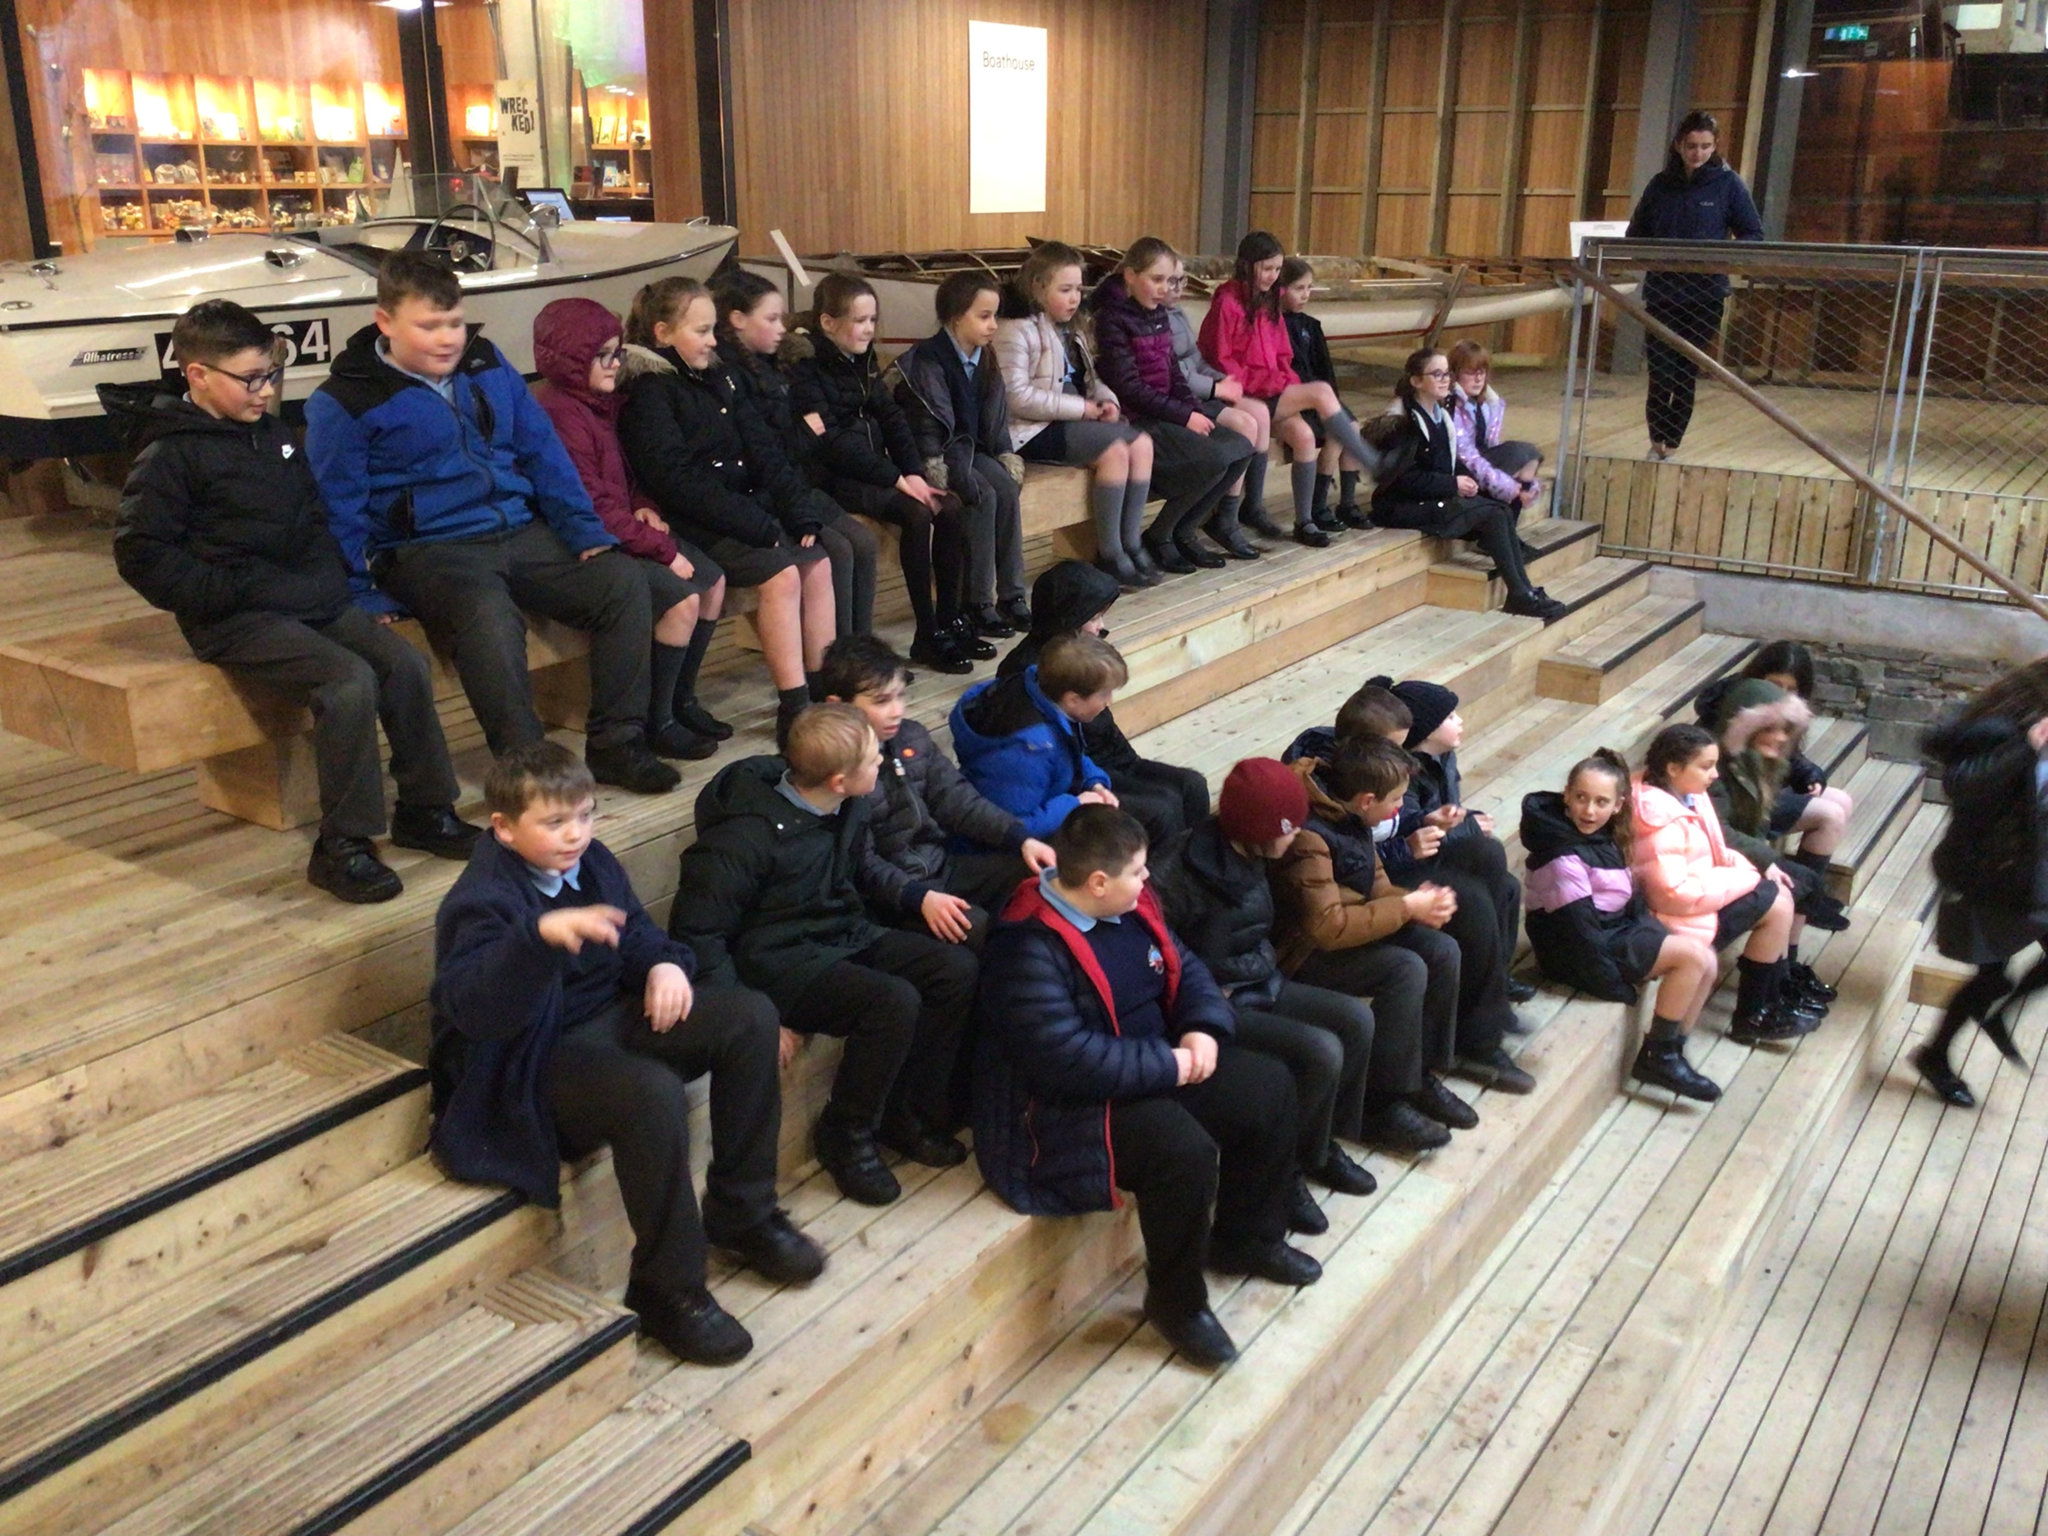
[305,250,676,795]
[950,630,1123,839]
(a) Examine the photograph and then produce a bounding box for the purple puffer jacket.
[1448,386,1523,504]
[1086,272,1196,428]
[532,297,678,567]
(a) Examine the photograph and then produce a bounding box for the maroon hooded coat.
[531,297,679,567]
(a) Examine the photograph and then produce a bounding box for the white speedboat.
[739,244,1582,355]
[0,174,736,458]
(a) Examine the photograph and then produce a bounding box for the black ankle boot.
[1631,1036,1722,1102]
[1728,958,1804,1043]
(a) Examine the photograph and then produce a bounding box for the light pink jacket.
[1629,777,1762,944]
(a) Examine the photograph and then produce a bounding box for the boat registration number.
[154,318,336,384]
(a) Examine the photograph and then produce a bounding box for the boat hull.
[0,221,737,459]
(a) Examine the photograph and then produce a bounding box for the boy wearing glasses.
[106,298,478,902]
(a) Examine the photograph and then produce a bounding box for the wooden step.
[1535,595,1706,704]
[845,984,1632,1536]
[97,1270,642,1536]
[0,1158,548,1535]
[1802,712,1871,788]
[0,1035,427,1368]
[1828,755,1927,904]
[1910,947,1971,1009]
[1482,803,1946,1536]
[441,1396,747,1536]
[1422,517,1602,610]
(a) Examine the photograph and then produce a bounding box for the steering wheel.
[421,203,496,272]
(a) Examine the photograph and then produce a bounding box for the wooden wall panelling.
[1354,0,1392,256]
[1425,0,1464,255]
[1495,0,1535,254]
[1690,2,1760,171]
[1251,9,1306,245]
[1597,2,1651,219]
[1308,15,1372,255]
[643,0,702,222]
[723,0,1208,256]
[1289,0,1323,252]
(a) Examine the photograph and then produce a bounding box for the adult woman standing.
[1625,109,1763,459]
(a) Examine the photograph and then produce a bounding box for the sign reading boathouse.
[968,21,1047,215]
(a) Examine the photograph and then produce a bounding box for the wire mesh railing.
[1556,238,2048,606]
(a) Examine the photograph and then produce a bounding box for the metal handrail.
[1567,259,2048,626]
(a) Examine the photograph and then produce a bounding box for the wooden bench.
[0,610,593,830]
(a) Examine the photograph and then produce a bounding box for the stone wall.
[1807,643,2008,761]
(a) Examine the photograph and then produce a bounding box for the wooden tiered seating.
[0,467,1941,1536]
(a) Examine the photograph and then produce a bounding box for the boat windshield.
[288,174,548,276]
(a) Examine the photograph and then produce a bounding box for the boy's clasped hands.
[536,904,695,1032]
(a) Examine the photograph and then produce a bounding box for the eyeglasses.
[594,346,624,367]
[203,362,285,393]
[1420,368,1452,379]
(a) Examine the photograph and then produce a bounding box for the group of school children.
[102,227,1879,1378]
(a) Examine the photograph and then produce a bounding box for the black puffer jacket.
[1927,713,2048,966]
[716,336,810,470]
[859,716,1026,914]
[789,337,924,488]
[1625,155,1764,305]
[616,344,824,548]
[104,383,352,640]
[892,332,1012,496]
[1283,309,1336,389]
[1150,817,1281,992]
[998,560,1149,778]
[667,755,885,1011]
[1371,404,1462,522]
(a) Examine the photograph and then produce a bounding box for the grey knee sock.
[1323,409,1386,478]
[1339,468,1362,508]
[648,643,689,732]
[1241,451,1271,523]
[1120,476,1151,555]
[1092,478,1129,565]
[675,619,716,712]
[1209,493,1243,537]
[1291,461,1319,529]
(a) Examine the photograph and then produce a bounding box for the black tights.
[1929,946,2048,1065]
[831,480,965,634]
[1467,502,1540,601]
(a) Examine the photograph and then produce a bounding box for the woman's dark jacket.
[972,880,1232,1216]
[616,344,824,548]
[859,716,1026,914]
[1150,817,1282,993]
[430,834,694,1207]
[1927,714,2048,965]
[1519,790,1667,1003]
[103,383,353,643]
[666,754,886,1011]
[789,337,924,488]
[1625,154,1764,306]
[893,332,1013,497]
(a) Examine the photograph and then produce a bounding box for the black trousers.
[827,478,967,633]
[378,521,654,754]
[187,604,459,841]
[1235,979,1374,1160]
[1644,295,1725,449]
[550,986,783,1301]
[1291,937,1441,1104]
[1110,1043,1296,1316]
[780,928,979,1132]
[1441,831,1524,1003]
[1114,759,1212,845]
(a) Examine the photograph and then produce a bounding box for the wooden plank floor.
[1263,804,1960,1536]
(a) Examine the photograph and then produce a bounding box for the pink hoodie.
[1629,776,1762,945]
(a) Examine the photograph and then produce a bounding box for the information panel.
[968,22,1047,215]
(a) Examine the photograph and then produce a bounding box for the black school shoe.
[1315,1144,1378,1197]
[1336,503,1374,530]
[814,1111,901,1206]
[1286,1174,1330,1236]
[1312,507,1347,534]
[1502,590,1569,624]
[1411,1073,1480,1130]
[707,1209,827,1286]
[1172,536,1228,571]
[877,1113,968,1168]
[389,803,484,860]
[1506,976,1539,1004]
[1452,1046,1536,1095]
[307,835,404,904]
[1909,1041,1976,1108]
[676,699,734,741]
[947,617,1000,660]
[910,626,974,675]
[998,595,1034,630]
[587,739,682,795]
[649,721,719,761]
[1726,1004,1808,1045]
[626,1281,752,1367]
[1210,1235,1323,1287]
[1143,1294,1238,1369]
[1293,523,1331,549]
[1241,511,1289,540]
[1359,1098,1452,1153]
[966,603,1016,639]
[1630,1036,1722,1103]
[1143,537,1197,576]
